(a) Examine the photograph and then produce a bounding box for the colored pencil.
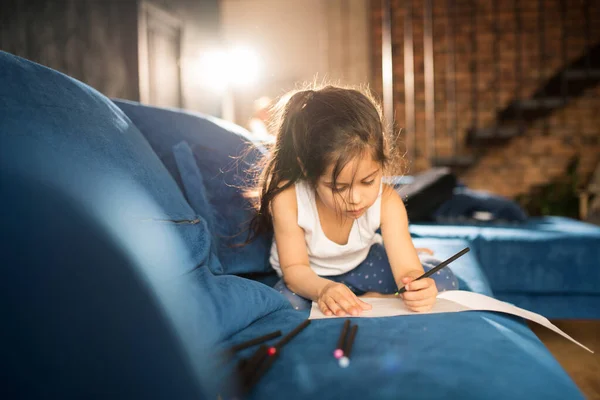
[338,324,359,368]
[274,319,311,348]
[241,319,311,393]
[395,247,470,295]
[344,325,358,358]
[228,330,281,353]
[242,349,281,393]
[237,344,268,376]
[334,319,351,358]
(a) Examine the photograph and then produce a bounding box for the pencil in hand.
[395,247,470,296]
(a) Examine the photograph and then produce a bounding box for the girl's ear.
[297,157,307,176]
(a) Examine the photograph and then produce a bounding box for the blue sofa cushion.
[0,51,219,275]
[495,293,600,320]
[172,140,222,267]
[112,99,272,275]
[0,51,290,395]
[412,238,493,296]
[223,309,583,399]
[410,217,600,294]
[1,169,218,399]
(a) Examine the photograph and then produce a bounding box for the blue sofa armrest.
[412,238,493,297]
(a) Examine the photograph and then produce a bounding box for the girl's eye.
[363,180,375,186]
[332,186,348,193]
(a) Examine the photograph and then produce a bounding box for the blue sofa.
[410,218,600,319]
[391,170,600,319]
[0,51,585,399]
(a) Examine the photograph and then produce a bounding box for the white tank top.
[270,180,384,276]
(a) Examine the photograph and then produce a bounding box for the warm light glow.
[192,45,262,93]
[196,49,229,93]
[228,45,261,86]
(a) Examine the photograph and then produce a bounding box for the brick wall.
[371,0,600,199]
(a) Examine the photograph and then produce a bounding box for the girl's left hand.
[399,271,438,312]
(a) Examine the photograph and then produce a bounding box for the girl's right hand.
[317,282,372,317]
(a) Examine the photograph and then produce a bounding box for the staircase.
[466,42,600,147]
[430,42,600,172]
[379,0,600,174]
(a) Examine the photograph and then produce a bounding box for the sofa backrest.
[0,50,225,398]
[112,99,272,275]
[0,50,294,398]
[1,168,218,399]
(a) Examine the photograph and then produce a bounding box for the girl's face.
[316,153,383,220]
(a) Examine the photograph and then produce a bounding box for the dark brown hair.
[245,85,396,242]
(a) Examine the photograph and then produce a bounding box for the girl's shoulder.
[381,183,398,201]
[380,183,406,212]
[271,180,298,217]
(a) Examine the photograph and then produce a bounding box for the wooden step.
[466,44,600,149]
[431,155,476,168]
[498,98,567,122]
[513,98,565,109]
[466,126,523,145]
[472,126,522,138]
[565,69,600,80]
[496,44,600,124]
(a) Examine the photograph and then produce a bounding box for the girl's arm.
[380,184,424,285]
[380,185,438,312]
[272,185,370,316]
[271,185,328,299]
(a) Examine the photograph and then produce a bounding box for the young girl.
[248,85,457,316]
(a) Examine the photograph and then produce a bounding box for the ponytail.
[245,89,316,242]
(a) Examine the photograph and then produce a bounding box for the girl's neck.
[315,192,355,228]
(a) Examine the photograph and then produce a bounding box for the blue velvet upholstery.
[1,170,216,399]
[172,140,222,268]
[223,309,583,400]
[0,51,289,397]
[495,294,600,320]
[410,217,600,318]
[412,239,493,296]
[0,52,220,275]
[112,99,272,275]
[410,217,600,294]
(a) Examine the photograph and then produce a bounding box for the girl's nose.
[349,189,361,205]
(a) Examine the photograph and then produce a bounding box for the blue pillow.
[0,51,289,395]
[171,140,290,331]
[112,99,272,275]
[434,187,528,223]
[172,140,222,271]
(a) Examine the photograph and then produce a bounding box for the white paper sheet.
[308,290,593,353]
